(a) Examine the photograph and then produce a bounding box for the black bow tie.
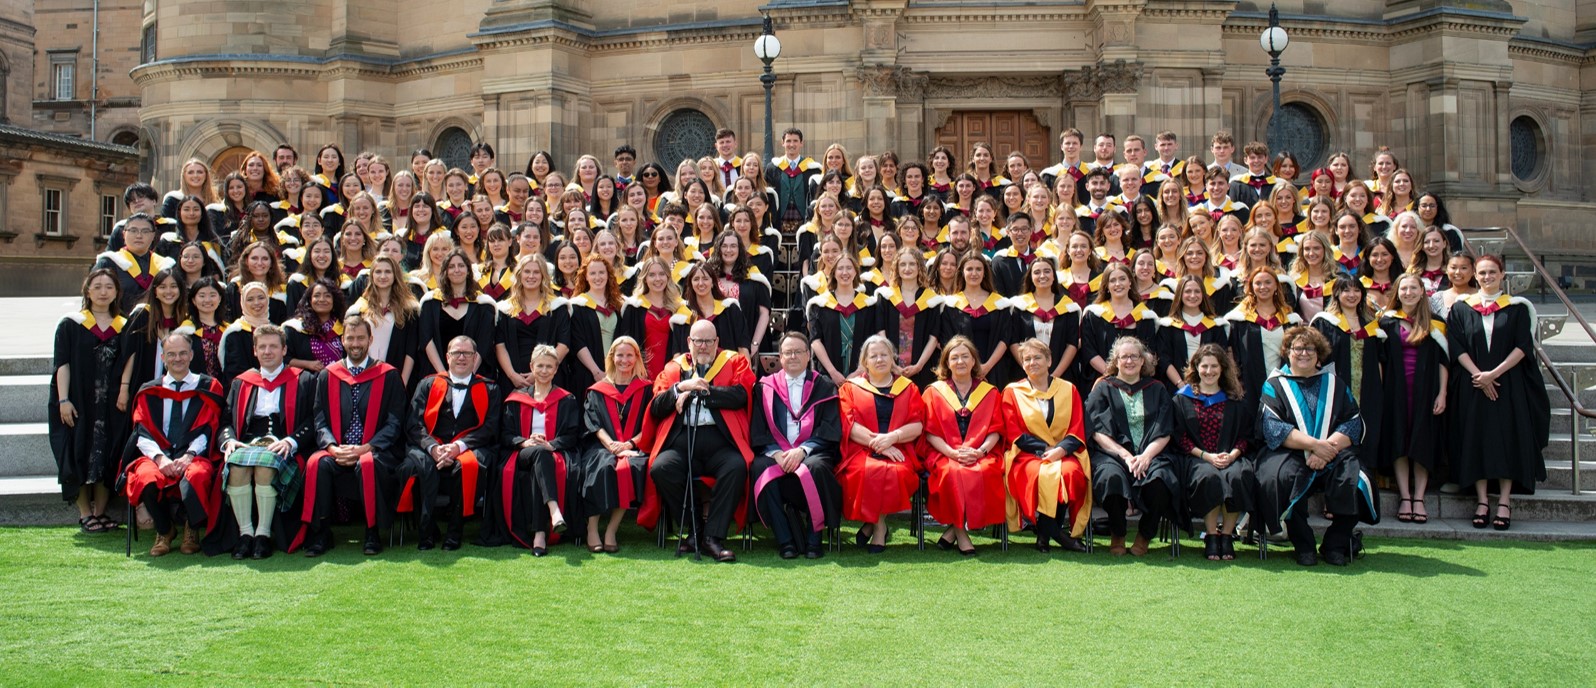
[450,382,470,391]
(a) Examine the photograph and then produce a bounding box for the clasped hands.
[867,431,904,462]
[674,378,710,413]
[155,453,194,479]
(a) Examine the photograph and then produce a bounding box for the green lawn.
[2,524,1592,686]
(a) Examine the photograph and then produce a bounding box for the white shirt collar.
[260,364,285,381]
[162,371,199,387]
[784,371,807,385]
[345,357,373,370]
[449,373,473,387]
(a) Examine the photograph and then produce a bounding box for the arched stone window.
[1275,103,1328,171]
[1510,115,1546,183]
[211,146,254,180]
[435,127,473,171]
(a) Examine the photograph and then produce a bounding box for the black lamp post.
[1260,3,1290,154]
[754,13,782,164]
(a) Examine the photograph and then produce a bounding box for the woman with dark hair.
[310,143,347,206]
[227,200,290,261]
[1447,254,1549,531]
[1085,335,1184,556]
[1416,192,1466,254]
[285,235,344,310]
[1271,151,1302,184]
[672,261,749,359]
[1009,256,1083,390]
[118,270,190,409]
[941,253,1015,388]
[892,162,937,218]
[400,192,446,271]
[1359,236,1405,311]
[1157,274,1229,388]
[707,230,771,354]
[211,172,251,238]
[224,241,289,323]
[808,253,878,385]
[282,278,347,373]
[636,161,672,213]
[524,150,555,193]
[1256,325,1379,566]
[50,268,132,532]
[347,255,421,387]
[1080,262,1159,380]
[1172,343,1255,560]
[1126,196,1161,251]
[157,195,227,275]
[183,276,229,381]
[921,335,1007,555]
[419,249,498,377]
[1002,338,1091,553]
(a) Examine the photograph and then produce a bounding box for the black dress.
[873,285,944,389]
[1008,294,1087,391]
[1446,295,1549,490]
[1084,375,1189,536]
[492,298,570,393]
[1079,301,1161,381]
[577,380,654,514]
[939,292,1015,388]
[48,311,132,501]
[1171,389,1256,516]
[1371,314,1449,474]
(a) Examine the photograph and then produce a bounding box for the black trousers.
[309,453,403,532]
[749,452,836,550]
[1286,510,1358,556]
[650,423,747,539]
[407,448,470,539]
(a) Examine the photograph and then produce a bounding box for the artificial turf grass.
[3,524,1593,687]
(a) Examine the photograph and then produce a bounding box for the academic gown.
[203,366,317,556]
[48,311,132,502]
[637,351,757,535]
[872,285,944,389]
[1172,388,1257,517]
[481,386,581,548]
[402,373,502,536]
[1446,295,1549,490]
[1225,308,1304,423]
[577,380,656,516]
[1001,378,1092,537]
[121,375,227,533]
[749,371,843,536]
[1156,314,1230,388]
[93,249,176,313]
[346,299,421,391]
[493,297,570,391]
[670,300,751,357]
[615,296,676,383]
[298,361,408,546]
[940,292,1016,388]
[222,279,290,324]
[120,306,191,394]
[1310,310,1386,428]
[1008,294,1088,391]
[807,289,881,379]
[836,376,925,523]
[1371,313,1449,474]
[1084,376,1186,528]
[920,380,1007,530]
[1255,366,1380,529]
[1079,301,1161,380]
[418,291,499,378]
[563,294,624,392]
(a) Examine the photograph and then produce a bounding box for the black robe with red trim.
[122,375,227,531]
[203,366,316,555]
[637,351,756,530]
[402,372,502,519]
[577,380,656,515]
[480,387,581,548]
[296,360,406,543]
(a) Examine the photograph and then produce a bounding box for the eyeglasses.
[779,349,807,357]
[447,351,476,358]
[689,337,717,345]
[1288,346,1316,354]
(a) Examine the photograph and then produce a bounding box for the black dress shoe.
[804,547,823,559]
[779,546,799,560]
[417,538,435,551]
[867,544,886,554]
[1055,535,1089,552]
[1295,550,1318,567]
[252,535,274,560]
[441,538,462,552]
[531,547,547,557]
[1322,549,1350,567]
[305,531,330,558]
[232,536,253,560]
[1034,535,1051,554]
[959,546,978,557]
[935,533,956,551]
[700,537,736,563]
[364,529,383,556]
[676,537,698,555]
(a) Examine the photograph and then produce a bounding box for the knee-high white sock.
[228,484,256,536]
[254,487,277,537]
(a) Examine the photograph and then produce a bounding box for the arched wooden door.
[934,111,1051,169]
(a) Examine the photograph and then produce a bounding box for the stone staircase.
[0,354,76,524]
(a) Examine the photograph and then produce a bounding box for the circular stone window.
[653,109,717,169]
[1274,103,1328,172]
[1510,116,1545,182]
[435,127,474,172]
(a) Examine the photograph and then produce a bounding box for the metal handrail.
[1467,226,1587,494]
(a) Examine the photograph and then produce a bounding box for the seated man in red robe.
[123,333,226,556]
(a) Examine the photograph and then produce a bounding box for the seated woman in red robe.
[836,334,926,553]
[920,335,1007,555]
[1001,338,1090,554]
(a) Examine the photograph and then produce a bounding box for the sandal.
[1492,504,1511,531]
[1471,502,1490,529]
[79,516,107,534]
[1410,499,1428,524]
[96,514,120,530]
[1396,498,1414,523]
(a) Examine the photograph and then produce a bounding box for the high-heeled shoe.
[1471,502,1490,529]
[1204,534,1221,561]
[936,531,956,551]
[1220,534,1236,560]
[1493,503,1512,531]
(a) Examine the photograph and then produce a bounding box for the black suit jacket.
[218,367,317,456]
[406,374,501,455]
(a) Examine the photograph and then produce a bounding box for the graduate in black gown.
[1256,326,1379,567]
[1079,263,1160,382]
[749,332,843,559]
[118,270,190,411]
[1446,255,1549,531]
[577,336,654,553]
[1084,335,1186,557]
[1007,256,1086,392]
[49,269,132,532]
[1156,275,1230,389]
[1170,344,1256,561]
[1224,266,1303,418]
[1373,274,1450,525]
[808,253,881,386]
[484,345,581,553]
[872,249,944,389]
[939,253,1016,388]
[93,213,176,312]
[673,262,750,359]
[493,254,570,395]
[345,256,422,391]
[1309,276,1384,455]
[418,249,498,378]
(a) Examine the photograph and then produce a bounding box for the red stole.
[637,351,756,530]
[232,368,302,448]
[501,387,571,547]
[405,374,490,517]
[592,380,651,511]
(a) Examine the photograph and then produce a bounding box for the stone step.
[0,356,51,376]
[0,423,53,477]
[1542,344,1596,365]
[1541,459,1596,492]
[1380,491,1596,523]
[0,375,49,423]
[0,476,80,526]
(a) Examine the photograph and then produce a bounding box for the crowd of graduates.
[48,125,1548,566]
